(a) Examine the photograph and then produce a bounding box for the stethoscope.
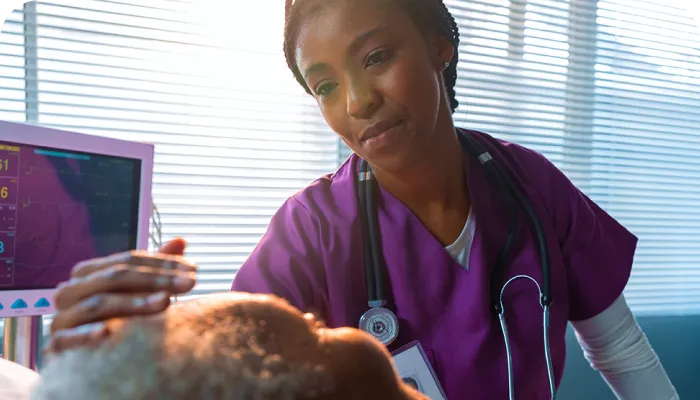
[356,129,556,400]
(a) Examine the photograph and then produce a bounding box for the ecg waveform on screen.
[14,231,98,248]
[21,162,134,183]
[0,143,138,289]
[23,165,102,178]
[18,198,126,213]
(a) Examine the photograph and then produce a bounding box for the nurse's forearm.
[570,295,679,400]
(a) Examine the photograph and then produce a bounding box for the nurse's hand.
[46,238,197,355]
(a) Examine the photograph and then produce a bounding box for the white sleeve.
[570,295,679,400]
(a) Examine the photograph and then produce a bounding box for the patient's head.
[33,293,424,400]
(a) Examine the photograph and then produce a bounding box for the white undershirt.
[445,210,679,399]
[444,209,476,269]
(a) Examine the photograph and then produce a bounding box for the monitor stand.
[3,315,42,370]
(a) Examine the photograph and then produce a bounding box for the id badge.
[392,341,447,399]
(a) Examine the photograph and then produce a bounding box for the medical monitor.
[0,121,154,318]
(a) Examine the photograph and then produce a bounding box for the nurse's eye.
[365,49,391,68]
[314,81,337,97]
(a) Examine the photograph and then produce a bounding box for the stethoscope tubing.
[358,129,556,398]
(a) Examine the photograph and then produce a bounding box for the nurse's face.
[294,0,454,172]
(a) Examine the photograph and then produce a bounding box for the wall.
[558,316,699,399]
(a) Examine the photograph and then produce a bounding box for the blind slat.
[446,0,700,316]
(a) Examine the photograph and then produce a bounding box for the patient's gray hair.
[32,293,332,400]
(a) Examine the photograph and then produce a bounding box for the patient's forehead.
[105,293,316,348]
[156,293,394,367]
[166,293,389,351]
[115,293,389,357]
[176,292,289,309]
[173,292,312,327]
[163,292,305,323]
[117,292,323,357]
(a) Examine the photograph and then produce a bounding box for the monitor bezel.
[0,121,154,318]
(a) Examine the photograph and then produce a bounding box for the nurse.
[48,0,679,399]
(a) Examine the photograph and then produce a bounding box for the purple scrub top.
[232,129,637,399]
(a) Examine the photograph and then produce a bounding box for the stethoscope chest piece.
[359,307,399,346]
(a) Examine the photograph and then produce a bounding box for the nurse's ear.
[427,33,455,73]
[317,327,427,399]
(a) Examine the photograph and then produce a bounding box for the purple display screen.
[0,140,141,290]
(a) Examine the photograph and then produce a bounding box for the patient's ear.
[316,327,421,399]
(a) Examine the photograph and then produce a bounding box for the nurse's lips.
[359,119,403,149]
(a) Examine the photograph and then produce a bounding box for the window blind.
[0,0,698,326]
[0,8,25,122]
[442,0,700,316]
[0,0,339,300]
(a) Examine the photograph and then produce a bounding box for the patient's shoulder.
[0,358,40,400]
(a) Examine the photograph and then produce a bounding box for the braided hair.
[283,0,461,113]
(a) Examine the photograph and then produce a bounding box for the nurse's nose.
[346,78,381,119]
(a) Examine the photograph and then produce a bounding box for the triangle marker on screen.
[11,299,28,309]
[35,298,50,308]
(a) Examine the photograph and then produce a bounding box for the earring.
[444,61,450,69]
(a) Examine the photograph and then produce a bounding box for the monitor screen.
[0,139,141,291]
